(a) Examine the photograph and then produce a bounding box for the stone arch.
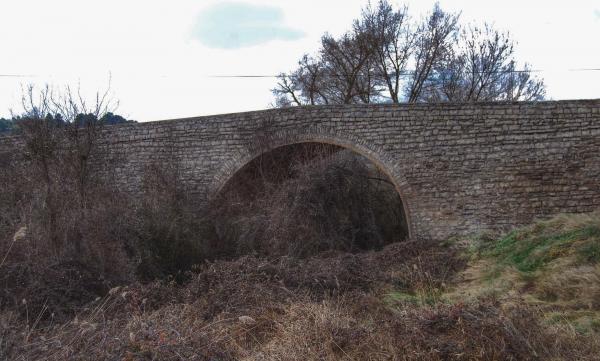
[208,126,417,239]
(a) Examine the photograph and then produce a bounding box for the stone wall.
[1,99,599,240]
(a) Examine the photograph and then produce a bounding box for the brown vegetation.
[2,237,599,360]
[1,120,599,360]
[211,143,408,258]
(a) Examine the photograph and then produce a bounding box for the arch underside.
[209,127,416,239]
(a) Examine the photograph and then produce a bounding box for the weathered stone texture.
[1,100,599,240]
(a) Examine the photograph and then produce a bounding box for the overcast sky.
[1,0,598,121]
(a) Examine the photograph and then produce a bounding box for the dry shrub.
[212,143,408,258]
[0,152,26,240]
[0,241,463,360]
[133,160,212,281]
[0,118,134,323]
[3,242,598,360]
[178,239,466,319]
[0,119,212,321]
[2,137,412,309]
[249,298,565,361]
[0,188,134,323]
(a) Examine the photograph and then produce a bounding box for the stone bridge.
[1,100,599,240]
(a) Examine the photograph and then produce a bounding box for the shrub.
[133,161,212,281]
[211,143,409,258]
[0,118,134,321]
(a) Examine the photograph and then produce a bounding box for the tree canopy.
[0,118,14,134]
[0,112,134,135]
[273,1,545,106]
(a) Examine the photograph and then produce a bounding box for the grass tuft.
[449,212,600,344]
[477,213,600,275]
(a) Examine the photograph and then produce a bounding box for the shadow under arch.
[208,128,415,240]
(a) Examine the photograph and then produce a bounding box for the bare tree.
[501,62,546,101]
[17,82,118,205]
[18,112,64,252]
[273,55,329,106]
[13,82,119,252]
[320,31,377,104]
[15,80,118,122]
[274,30,377,106]
[273,0,544,106]
[356,1,414,103]
[405,3,460,103]
[419,25,545,102]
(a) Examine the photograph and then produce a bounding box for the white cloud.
[193,2,304,49]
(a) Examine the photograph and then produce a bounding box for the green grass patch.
[477,221,600,276]
[492,230,575,272]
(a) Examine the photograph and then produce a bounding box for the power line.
[210,68,600,78]
[0,74,37,78]
[1,68,599,79]
[208,75,278,78]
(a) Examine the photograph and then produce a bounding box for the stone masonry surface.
[1,100,599,240]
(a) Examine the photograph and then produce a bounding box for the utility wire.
[208,68,600,78]
[1,68,599,79]
[0,74,37,78]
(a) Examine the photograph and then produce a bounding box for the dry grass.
[449,212,600,341]
[0,241,464,360]
[2,229,600,360]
